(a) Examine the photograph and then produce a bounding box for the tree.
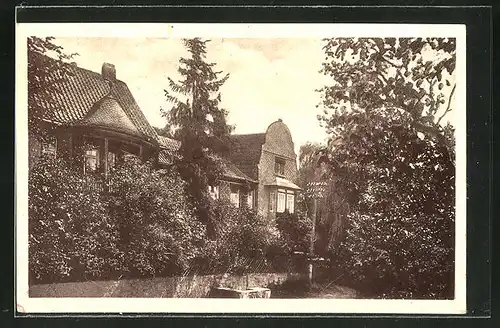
[297,142,349,257]
[154,124,175,139]
[162,38,232,236]
[317,38,456,298]
[318,37,456,158]
[28,36,78,137]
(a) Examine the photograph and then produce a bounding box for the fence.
[83,175,115,193]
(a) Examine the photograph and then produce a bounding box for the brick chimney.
[102,63,116,81]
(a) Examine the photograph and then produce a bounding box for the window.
[230,184,240,208]
[277,191,286,213]
[108,152,116,170]
[41,138,57,159]
[208,185,219,200]
[275,158,285,176]
[286,193,295,213]
[247,190,254,208]
[276,188,295,214]
[269,191,275,212]
[84,149,99,174]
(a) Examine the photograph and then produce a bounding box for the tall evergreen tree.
[162,38,232,236]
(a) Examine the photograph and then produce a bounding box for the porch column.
[139,144,144,160]
[103,137,109,180]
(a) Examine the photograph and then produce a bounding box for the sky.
[53,37,331,155]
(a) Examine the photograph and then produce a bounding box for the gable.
[32,54,159,143]
[77,97,141,136]
[262,120,295,160]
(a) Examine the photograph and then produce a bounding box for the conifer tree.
[162,38,232,236]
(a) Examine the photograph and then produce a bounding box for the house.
[29,58,301,218]
[225,120,302,219]
[28,58,162,184]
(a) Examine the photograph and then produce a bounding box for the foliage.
[28,158,124,283]
[297,142,349,256]
[154,124,175,139]
[323,108,454,299]
[317,37,456,299]
[194,199,276,275]
[107,156,205,277]
[29,156,296,282]
[28,36,78,137]
[162,38,233,236]
[318,37,456,158]
[275,211,312,255]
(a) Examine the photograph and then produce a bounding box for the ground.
[270,280,359,299]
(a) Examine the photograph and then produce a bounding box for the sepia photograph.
[15,23,466,314]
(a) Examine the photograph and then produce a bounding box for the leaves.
[162,38,234,236]
[29,158,124,283]
[317,37,456,298]
[318,37,456,152]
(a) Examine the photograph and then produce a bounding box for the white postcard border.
[15,22,467,314]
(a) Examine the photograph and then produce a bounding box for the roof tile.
[227,133,266,180]
[33,55,159,142]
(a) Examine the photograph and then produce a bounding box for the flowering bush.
[107,157,205,277]
[29,158,124,283]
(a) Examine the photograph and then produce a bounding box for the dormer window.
[275,158,285,176]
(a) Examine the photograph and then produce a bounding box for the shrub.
[107,157,205,277]
[331,210,454,299]
[275,210,312,255]
[28,158,124,283]
[194,199,276,275]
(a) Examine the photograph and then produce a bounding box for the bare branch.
[380,55,403,68]
[375,71,388,85]
[436,83,456,125]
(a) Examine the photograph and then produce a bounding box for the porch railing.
[83,175,115,194]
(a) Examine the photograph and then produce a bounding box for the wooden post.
[139,144,144,160]
[103,137,109,181]
[308,198,317,285]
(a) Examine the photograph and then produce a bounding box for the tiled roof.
[227,133,266,180]
[265,177,302,190]
[156,135,255,183]
[221,160,258,183]
[33,55,159,143]
[157,135,181,166]
[76,96,143,138]
[158,135,181,152]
